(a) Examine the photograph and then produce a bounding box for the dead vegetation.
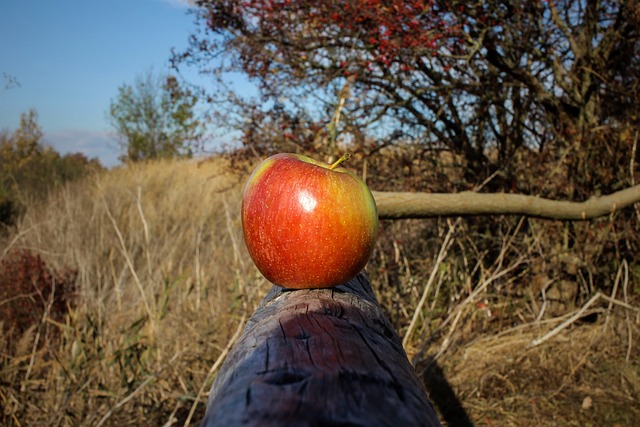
[1,156,638,426]
[0,158,264,425]
[372,212,640,426]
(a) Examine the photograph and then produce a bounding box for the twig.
[631,131,640,224]
[429,265,447,312]
[599,293,640,312]
[471,308,604,345]
[223,198,242,267]
[195,226,203,310]
[95,376,156,427]
[402,220,457,348]
[631,131,637,188]
[603,261,623,328]
[528,292,602,348]
[620,260,633,361]
[95,348,186,427]
[163,401,183,427]
[535,287,548,322]
[183,312,247,426]
[136,186,153,279]
[223,197,246,298]
[23,279,56,387]
[445,254,526,329]
[0,223,40,263]
[103,198,154,327]
[435,219,527,336]
[433,306,464,361]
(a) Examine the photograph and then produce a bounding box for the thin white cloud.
[152,0,195,9]
[44,129,122,168]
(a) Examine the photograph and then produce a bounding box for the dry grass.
[369,212,639,426]
[1,157,638,426]
[434,316,640,426]
[0,158,269,426]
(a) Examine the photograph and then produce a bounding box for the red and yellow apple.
[241,153,378,289]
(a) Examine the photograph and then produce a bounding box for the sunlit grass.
[0,158,269,425]
[1,156,638,426]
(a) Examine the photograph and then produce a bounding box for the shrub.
[0,249,77,346]
[0,109,103,225]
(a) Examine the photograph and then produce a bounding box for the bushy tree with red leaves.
[176,0,639,194]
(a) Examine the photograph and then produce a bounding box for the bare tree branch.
[374,184,640,220]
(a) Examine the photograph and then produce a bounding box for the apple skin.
[241,153,379,289]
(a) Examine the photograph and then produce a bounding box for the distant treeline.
[0,109,103,225]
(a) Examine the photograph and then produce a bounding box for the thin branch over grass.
[374,184,640,220]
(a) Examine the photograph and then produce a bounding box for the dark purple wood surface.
[201,273,441,427]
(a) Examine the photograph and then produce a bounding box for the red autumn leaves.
[204,0,461,77]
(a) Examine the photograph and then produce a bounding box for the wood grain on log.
[201,274,441,427]
[373,184,640,220]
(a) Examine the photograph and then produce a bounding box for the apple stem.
[329,153,351,170]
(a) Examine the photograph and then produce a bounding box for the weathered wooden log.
[201,273,442,426]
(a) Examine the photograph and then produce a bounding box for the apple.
[241,153,379,289]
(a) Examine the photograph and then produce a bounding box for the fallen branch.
[373,184,640,220]
[528,291,640,349]
[528,292,603,349]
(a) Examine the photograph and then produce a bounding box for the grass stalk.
[184,312,247,426]
[403,220,457,348]
[104,197,155,331]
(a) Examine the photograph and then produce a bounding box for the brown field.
[1,157,638,426]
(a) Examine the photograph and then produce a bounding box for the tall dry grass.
[0,158,269,426]
[369,213,640,426]
[1,156,638,426]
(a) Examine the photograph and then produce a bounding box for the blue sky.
[0,0,220,167]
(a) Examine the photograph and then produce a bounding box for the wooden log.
[201,273,442,426]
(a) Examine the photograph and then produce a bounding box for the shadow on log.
[201,273,442,426]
